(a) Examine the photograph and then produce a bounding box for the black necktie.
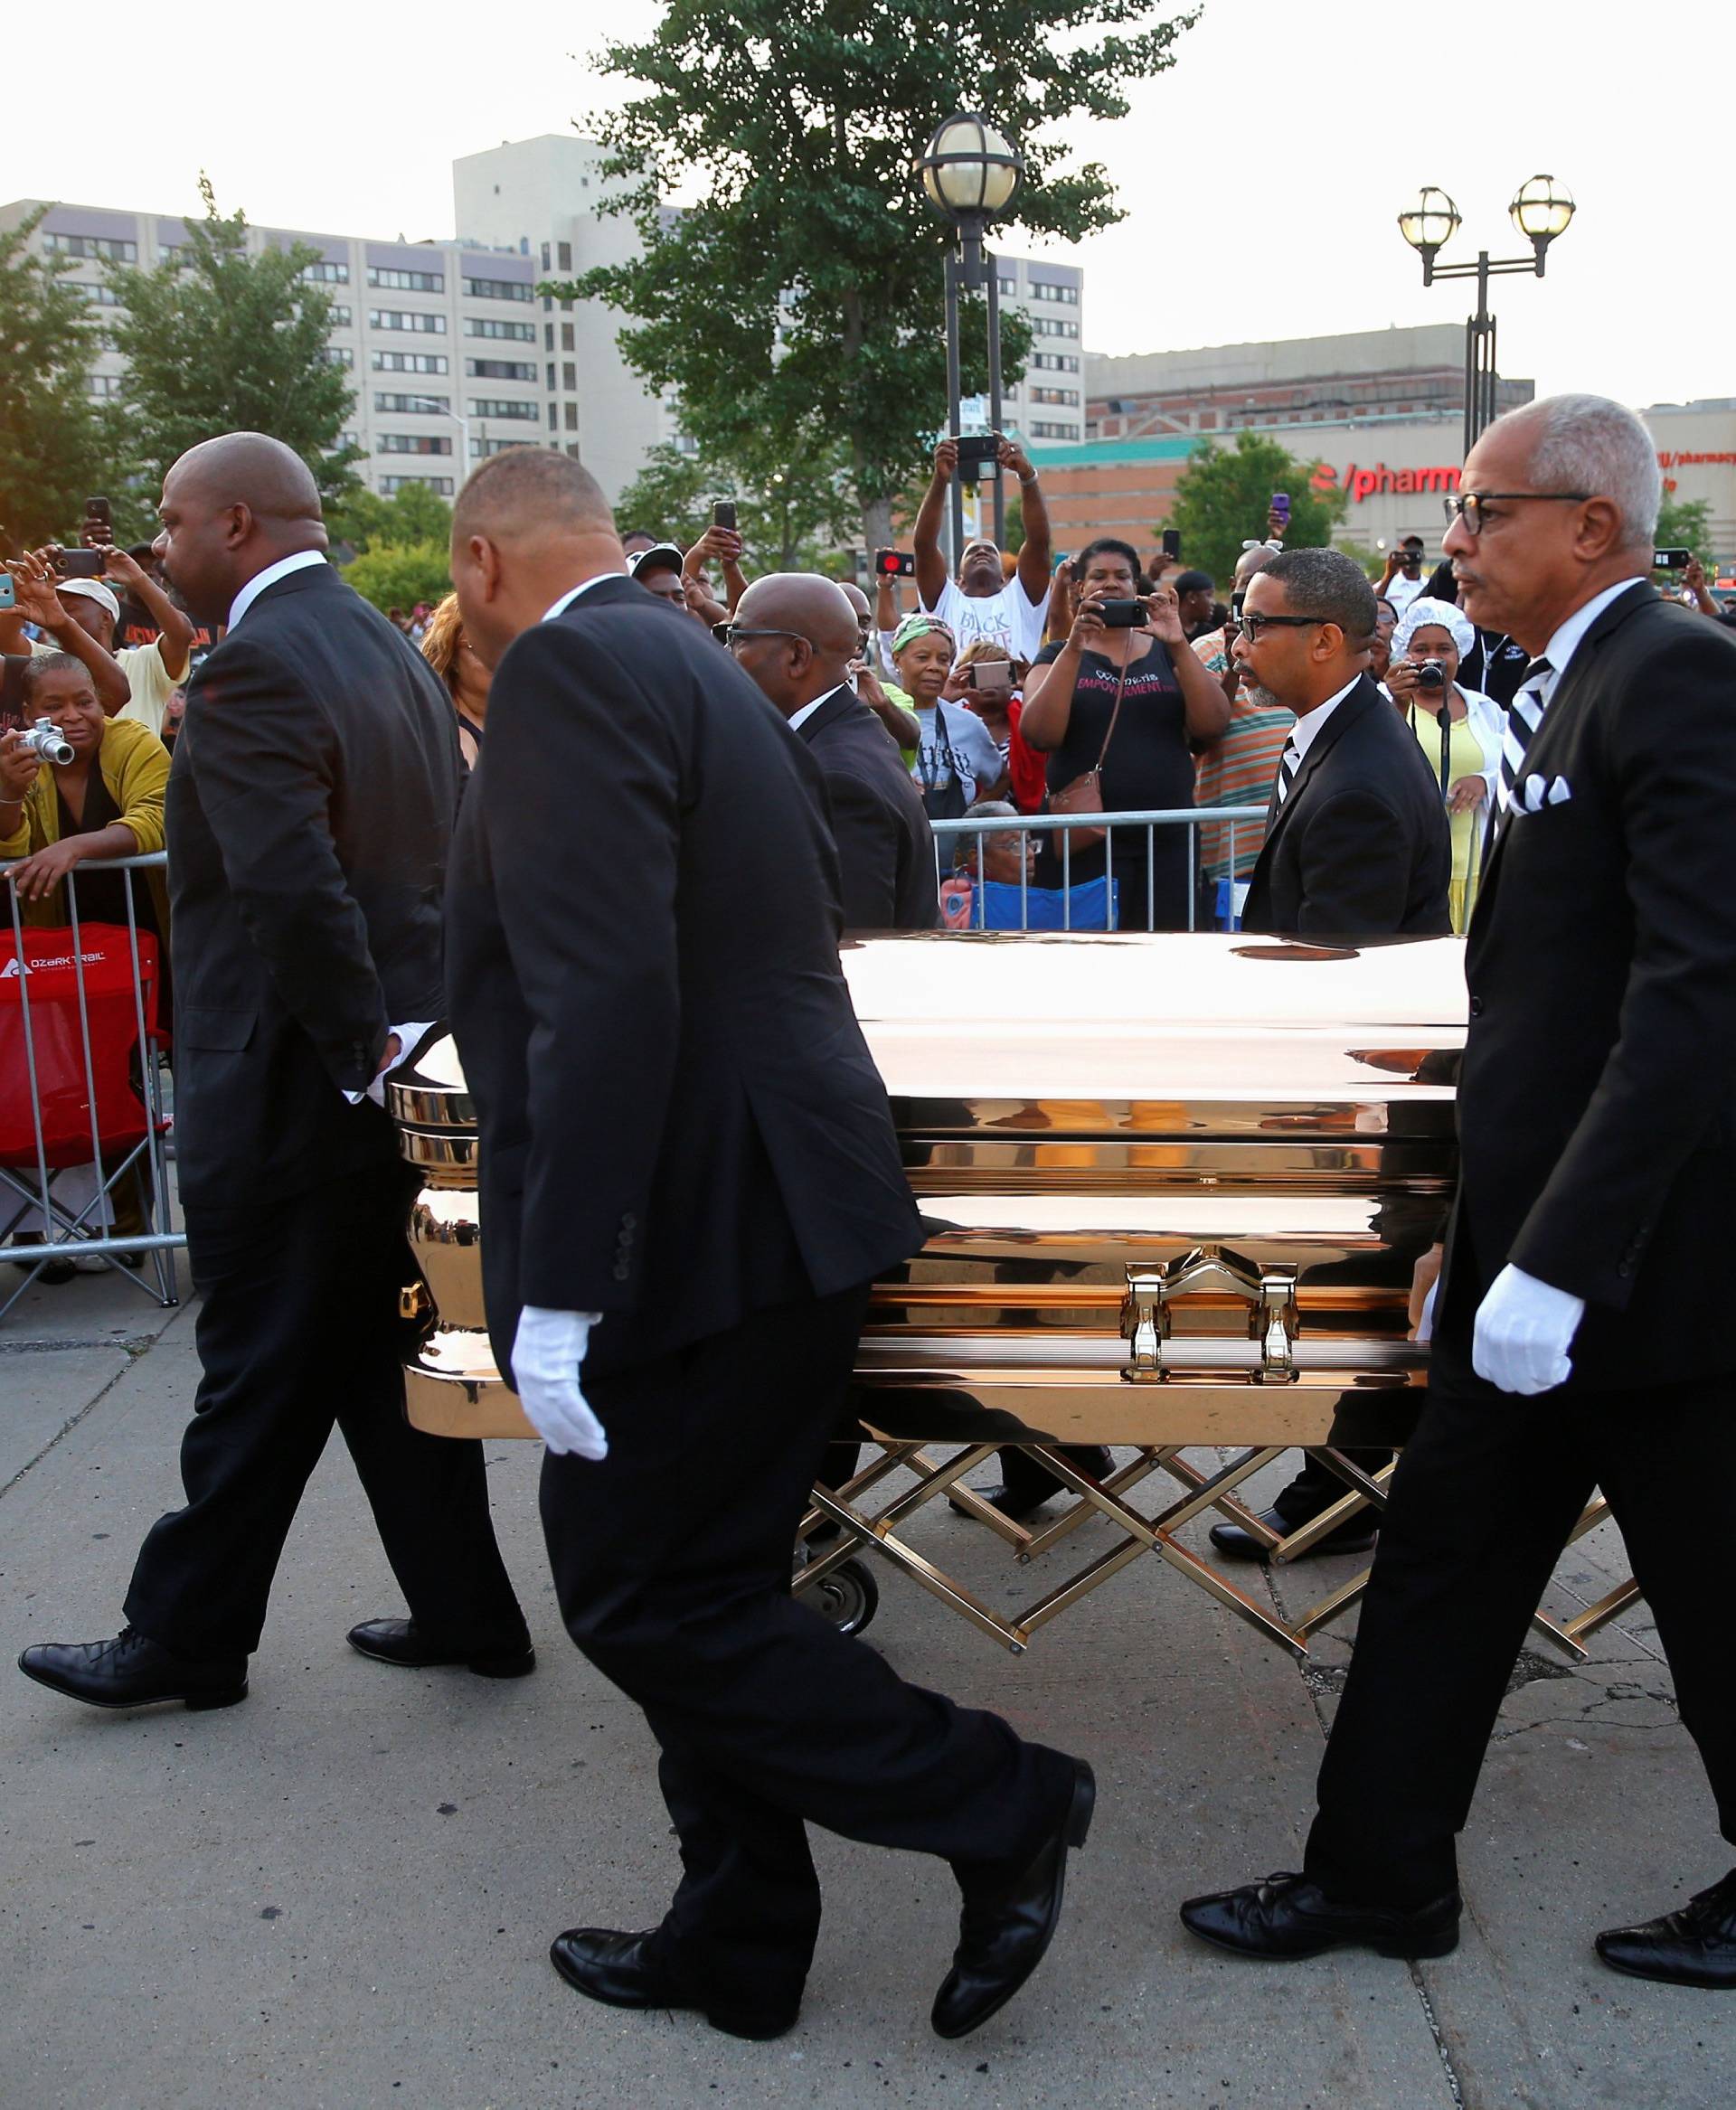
[1496,657,1552,815]
[1273,738,1300,809]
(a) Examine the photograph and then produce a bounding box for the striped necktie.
[1273,737,1301,808]
[1496,657,1552,815]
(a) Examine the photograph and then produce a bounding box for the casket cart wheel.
[808,1557,880,1637]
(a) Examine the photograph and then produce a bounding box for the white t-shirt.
[923,575,1051,664]
[910,702,1005,804]
[1384,570,1428,619]
[115,640,189,739]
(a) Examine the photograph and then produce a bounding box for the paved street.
[3,1266,1730,2110]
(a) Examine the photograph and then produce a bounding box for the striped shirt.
[1190,632,1294,882]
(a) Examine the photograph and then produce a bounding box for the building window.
[541,242,552,269]
[1031,316,1080,339]
[467,316,535,342]
[45,231,137,262]
[372,350,449,373]
[564,402,579,431]
[466,358,536,381]
[300,259,350,283]
[321,346,355,368]
[77,282,126,307]
[464,275,533,303]
[1033,386,1079,407]
[1028,281,1080,306]
[548,402,559,429]
[367,266,444,293]
[997,274,1016,296]
[545,362,556,391]
[561,363,577,391]
[330,305,353,327]
[1030,420,1075,438]
[1032,351,1080,373]
[88,374,124,399]
[561,323,575,352]
[375,391,449,413]
[381,476,454,495]
[378,434,452,455]
[371,309,446,334]
[558,240,572,270]
[469,399,540,420]
[544,322,555,350]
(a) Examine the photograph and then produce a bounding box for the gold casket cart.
[389,932,1638,1663]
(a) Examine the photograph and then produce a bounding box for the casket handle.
[1120,1247,1299,1385]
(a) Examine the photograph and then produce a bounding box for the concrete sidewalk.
[2,1271,1729,2110]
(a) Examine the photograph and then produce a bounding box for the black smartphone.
[712,501,737,532]
[85,495,112,532]
[875,548,917,578]
[949,433,1003,483]
[1160,528,1182,560]
[1095,598,1146,629]
[54,548,105,579]
[1653,548,1692,570]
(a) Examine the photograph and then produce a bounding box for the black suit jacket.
[165,562,458,1210]
[1241,674,1451,938]
[795,685,939,931]
[445,578,925,1382]
[1439,583,1736,1389]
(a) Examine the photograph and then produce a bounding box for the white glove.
[511,1306,608,1459]
[1472,1264,1585,1396]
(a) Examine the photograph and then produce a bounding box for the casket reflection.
[389,931,1464,1455]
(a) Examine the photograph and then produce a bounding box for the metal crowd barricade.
[1,850,181,1321]
[931,805,1269,932]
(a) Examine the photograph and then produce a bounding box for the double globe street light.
[917,113,1024,549]
[1398,175,1577,454]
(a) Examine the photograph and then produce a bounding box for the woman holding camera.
[1385,596,1503,932]
[1020,536,1231,930]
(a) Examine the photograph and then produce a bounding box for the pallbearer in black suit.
[1183,396,1736,1991]
[444,452,1092,2043]
[17,434,529,1713]
[1237,547,1452,941]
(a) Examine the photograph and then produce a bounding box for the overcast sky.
[7,0,1719,412]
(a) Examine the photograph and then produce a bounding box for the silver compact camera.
[19,717,75,766]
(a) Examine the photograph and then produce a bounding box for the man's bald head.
[1233,541,1280,589]
[449,449,628,671]
[153,429,328,624]
[730,572,860,718]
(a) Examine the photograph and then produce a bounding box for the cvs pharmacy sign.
[1312,462,1462,505]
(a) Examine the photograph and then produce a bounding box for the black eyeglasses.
[1234,612,1332,642]
[1443,491,1591,537]
[712,623,808,649]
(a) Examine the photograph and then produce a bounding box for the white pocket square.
[1515,773,1570,815]
[1547,776,1571,805]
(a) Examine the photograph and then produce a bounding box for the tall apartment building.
[2,138,1089,506]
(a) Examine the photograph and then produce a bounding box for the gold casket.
[392,933,1636,1660]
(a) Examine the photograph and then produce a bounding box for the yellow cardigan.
[1,717,172,931]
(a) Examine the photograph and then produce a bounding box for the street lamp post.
[1398,175,1576,455]
[402,394,472,476]
[916,113,1024,554]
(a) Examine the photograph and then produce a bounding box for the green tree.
[1168,431,1348,589]
[0,204,110,548]
[342,538,452,615]
[327,478,454,555]
[1654,495,1712,570]
[614,439,860,571]
[550,0,1199,549]
[104,177,362,510]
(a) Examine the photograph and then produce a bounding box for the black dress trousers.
[540,1282,1074,2011]
[1304,1330,1736,1908]
[125,1162,527,1662]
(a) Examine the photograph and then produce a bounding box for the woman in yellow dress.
[1384,597,1503,932]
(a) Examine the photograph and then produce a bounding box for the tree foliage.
[551,0,1199,542]
[342,538,452,615]
[1168,431,1348,589]
[327,478,454,555]
[0,204,109,548]
[613,439,860,571]
[1654,495,1712,570]
[105,178,362,510]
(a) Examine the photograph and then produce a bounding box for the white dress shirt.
[1527,576,1646,708]
[543,570,629,622]
[226,548,329,631]
[788,683,854,736]
[1285,671,1363,768]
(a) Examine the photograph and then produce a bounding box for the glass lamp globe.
[920,115,1023,220]
[1397,186,1461,253]
[1510,174,1575,243]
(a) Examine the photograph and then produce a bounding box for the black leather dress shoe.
[550,1927,800,2039]
[1596,1868,1736,1989]
[17,1626,247,1711]
[1179,1871,1459,1961]
[932,1757,1096,2039]
[1209,1504,1377,1563]
[346,1618,534,1679]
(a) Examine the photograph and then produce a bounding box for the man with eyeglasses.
[1183,394,1736,1994]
